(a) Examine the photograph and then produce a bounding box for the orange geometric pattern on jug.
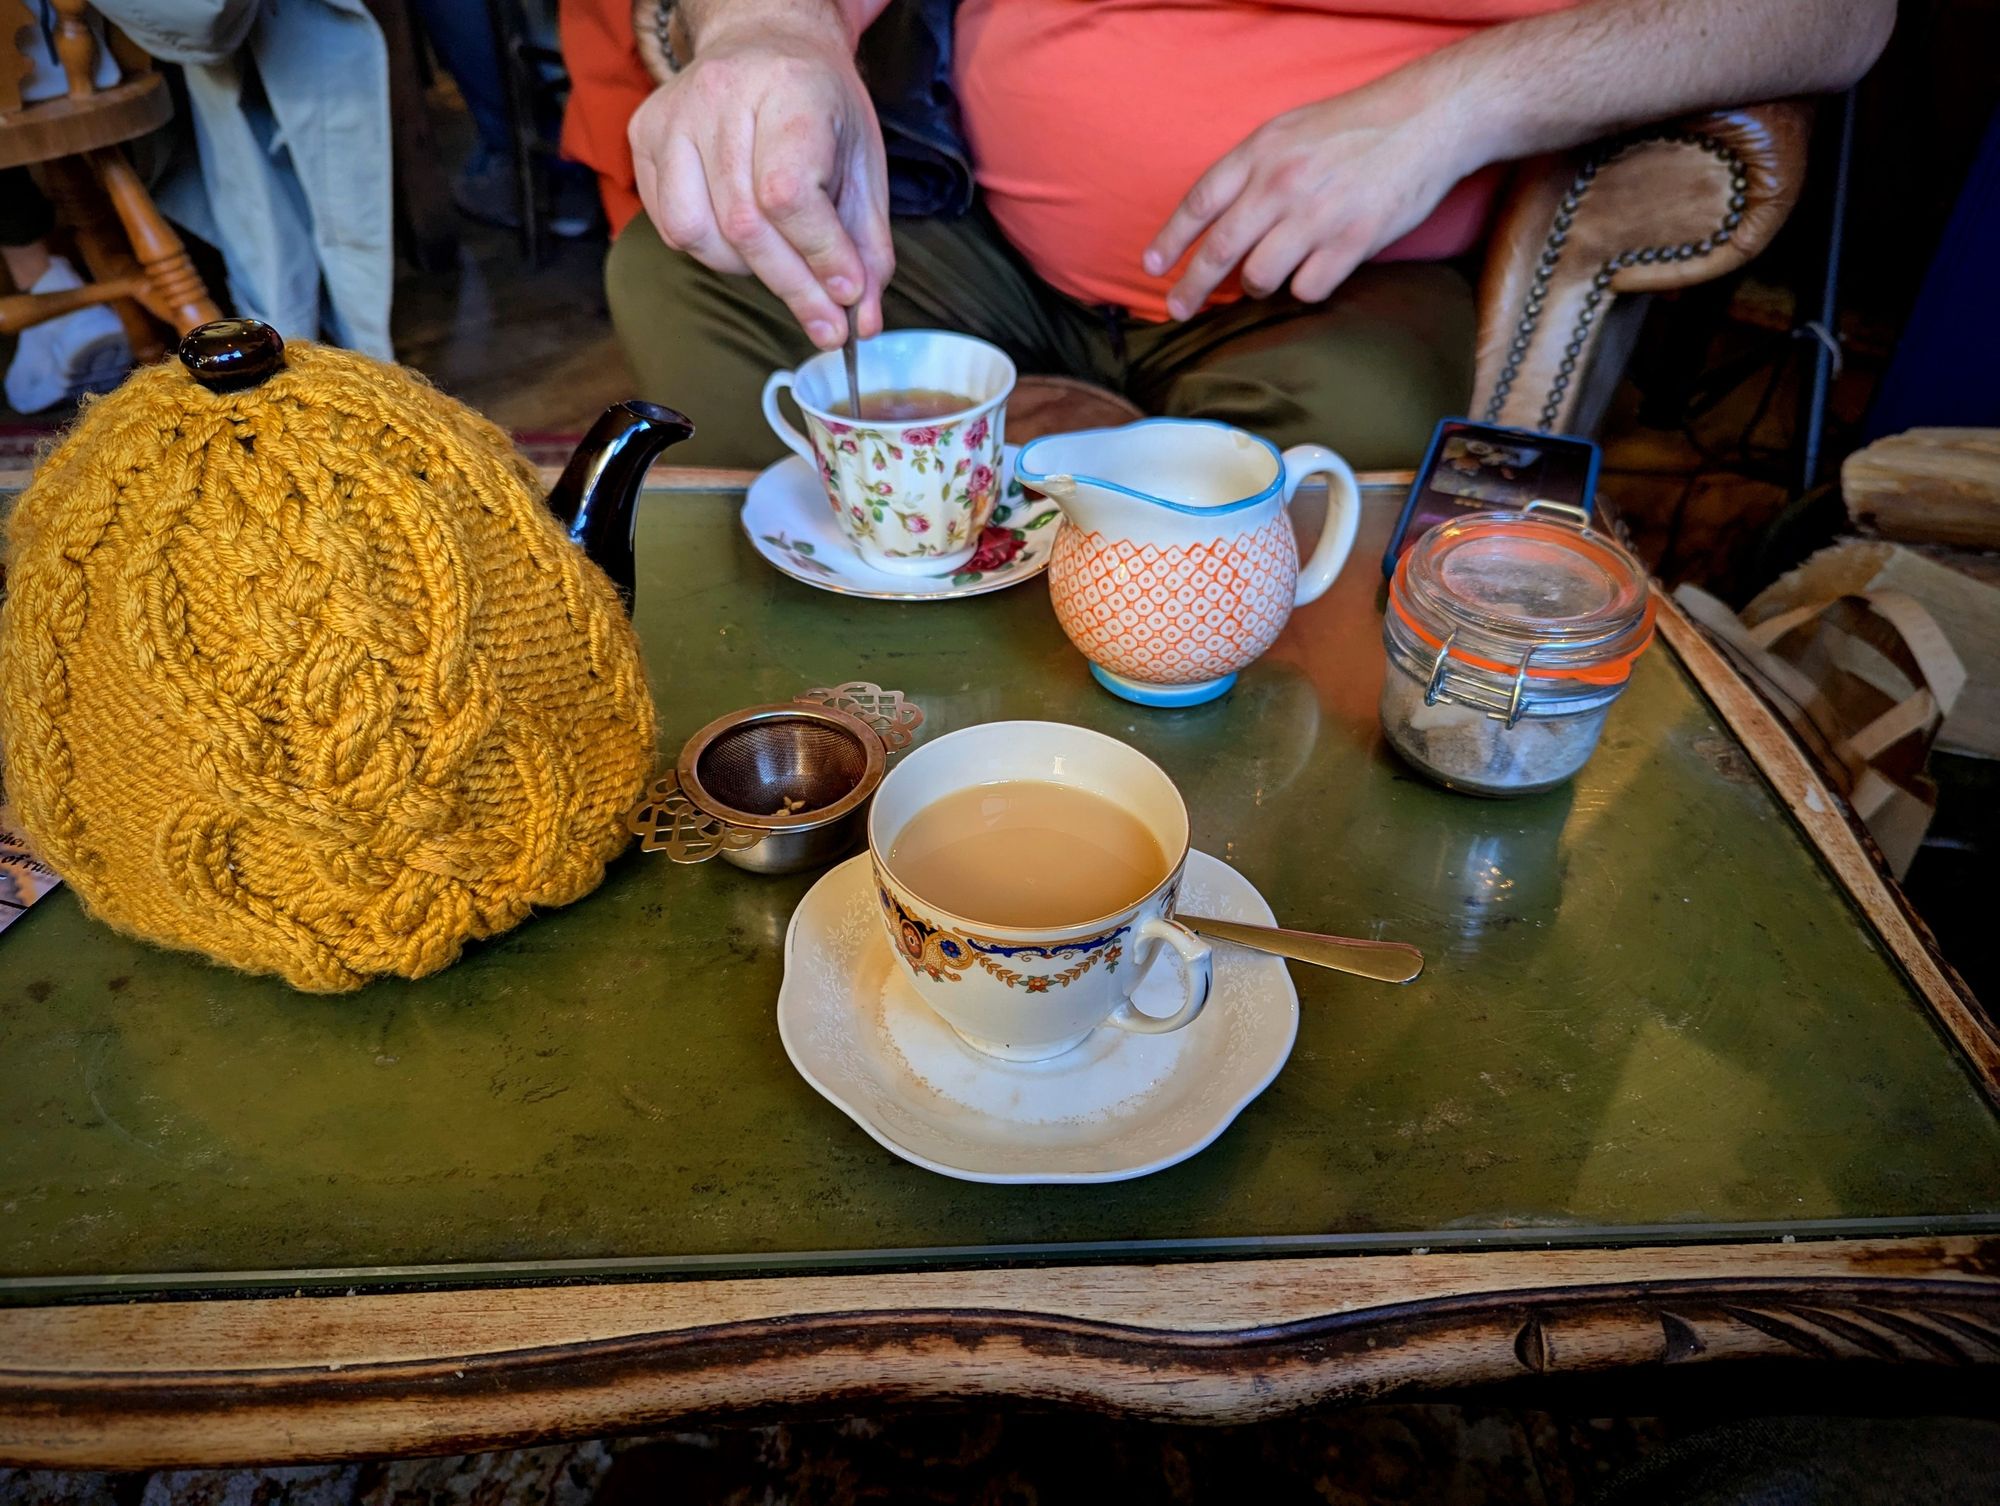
[1047,517,1299,686]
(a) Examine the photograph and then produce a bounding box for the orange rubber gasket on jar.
[1388,551,1657,688]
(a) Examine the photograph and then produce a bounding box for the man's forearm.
[679,0,888,53]
[1396,0,1895,179]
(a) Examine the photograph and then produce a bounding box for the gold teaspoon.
[1176,915,1423,985]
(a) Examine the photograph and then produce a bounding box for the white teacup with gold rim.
[868,721,1213,1062]
[761,330,1016,576]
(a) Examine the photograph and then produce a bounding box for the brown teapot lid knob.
[179,319,285,391]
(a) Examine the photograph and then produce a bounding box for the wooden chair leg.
[50,0,99,98]
[40,155,165,361]
[88,146,221,334]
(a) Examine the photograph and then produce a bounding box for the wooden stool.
[0,0,220,358]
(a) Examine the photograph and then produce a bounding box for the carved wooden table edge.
[3,1236,1998,1468]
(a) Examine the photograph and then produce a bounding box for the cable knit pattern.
[0,343,656,992]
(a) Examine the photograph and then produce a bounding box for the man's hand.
[1143,87,1467,322]
[1143,0,1895,322]
[629,2,893,349]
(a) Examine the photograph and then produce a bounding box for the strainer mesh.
[693,716,869,815]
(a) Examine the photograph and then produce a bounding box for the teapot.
[0,319,695,993]
[1016,419,1362,706]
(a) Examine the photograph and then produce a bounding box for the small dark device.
[1384,418,1601,577]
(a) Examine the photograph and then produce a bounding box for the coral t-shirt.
[954,0,1578,320]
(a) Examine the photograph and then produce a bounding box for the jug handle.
[1280,444,1362,607]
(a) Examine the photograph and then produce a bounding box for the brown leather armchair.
[1474,102,1813,437]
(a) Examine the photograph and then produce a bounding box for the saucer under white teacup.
[776,850,1299,1183]
[741,445,1059,600]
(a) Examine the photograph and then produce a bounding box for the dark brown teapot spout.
[546,400,696,602]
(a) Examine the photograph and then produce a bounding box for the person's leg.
[1123,261,1477,472]
[412,0,604,235]
[605,206,1100,468]
[603,212,808,466]
[2,168,131,414]
[875,206,1107,383]
[410,0,513,160]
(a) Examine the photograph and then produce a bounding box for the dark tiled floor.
[0,1404,1681,1506]
[389,219,633,438]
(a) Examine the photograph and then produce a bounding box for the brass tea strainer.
[625,682,923,874]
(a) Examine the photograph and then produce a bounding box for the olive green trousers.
[605,205,1475,471]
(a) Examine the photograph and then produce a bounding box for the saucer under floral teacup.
[741,443,1060,600]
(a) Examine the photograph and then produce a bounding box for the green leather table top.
[4,482,1998,1300]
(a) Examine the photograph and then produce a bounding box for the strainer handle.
[795,682,924,752]
[625,771,765,864]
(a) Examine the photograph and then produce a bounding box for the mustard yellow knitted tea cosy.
[0,334,657,992]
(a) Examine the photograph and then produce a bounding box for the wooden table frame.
[3,469,1996,1468]
[7,1238,2000,1467]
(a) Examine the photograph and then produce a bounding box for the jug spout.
[1010,430,1097,484]
[1017,419,1289,534]
[1012,430,1123,529]
[546,400,696,604]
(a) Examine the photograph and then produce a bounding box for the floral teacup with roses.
[761,330,1016,575]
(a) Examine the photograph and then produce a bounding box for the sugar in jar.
[1380,504,1655,797]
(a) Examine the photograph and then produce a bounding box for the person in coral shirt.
[590,0,1891,468]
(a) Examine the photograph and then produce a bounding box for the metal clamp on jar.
[1381,502,1655,796]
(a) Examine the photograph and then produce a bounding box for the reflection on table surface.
[3,483,1998,1298]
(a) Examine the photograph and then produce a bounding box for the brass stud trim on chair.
[1482,130,1751,432]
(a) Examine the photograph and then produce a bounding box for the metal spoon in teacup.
[841,311,863,420]
[1173,915,1424,984]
